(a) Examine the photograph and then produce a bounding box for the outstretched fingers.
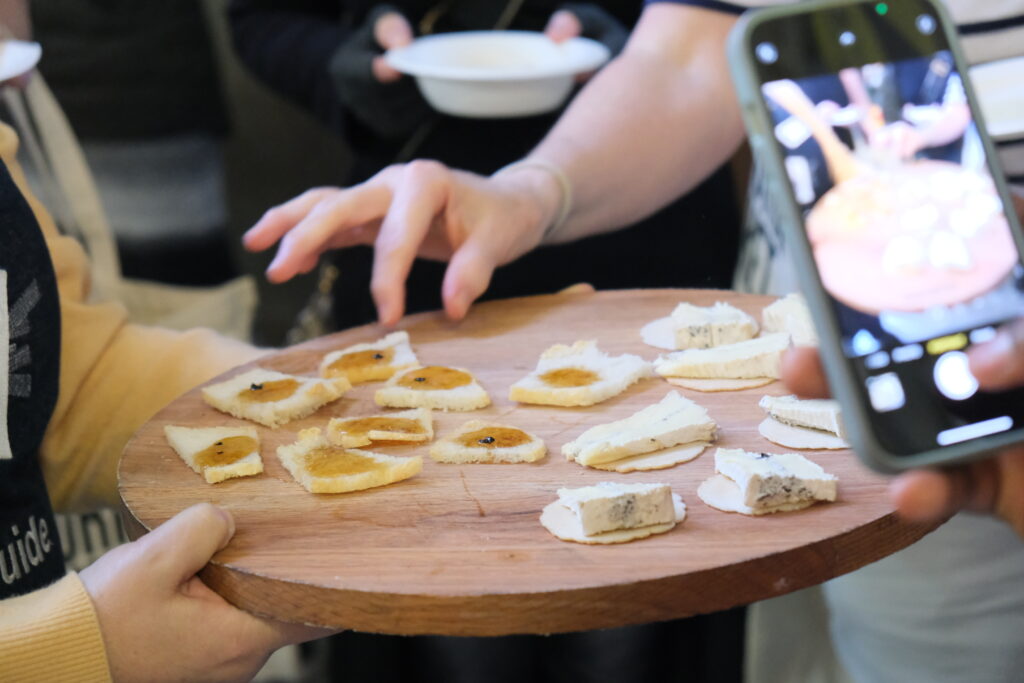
[370,161,450,325]
[243,188,336,252]
[261,184,393,283]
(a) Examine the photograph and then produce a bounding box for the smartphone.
[729,0,1024,472]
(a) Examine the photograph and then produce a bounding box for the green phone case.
[727,0,1024,472]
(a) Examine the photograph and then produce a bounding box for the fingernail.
[214,506,236,548]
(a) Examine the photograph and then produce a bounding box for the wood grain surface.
[118,289,939,636]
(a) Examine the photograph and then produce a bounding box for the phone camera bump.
[755,42,779,65]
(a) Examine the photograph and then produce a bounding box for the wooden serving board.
[119,289,938,636]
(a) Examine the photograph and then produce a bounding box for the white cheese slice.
[540,494,685,545]
[561,391,717,466]
[654,333,790,379]
[590,442,708,472]
[758,418,850,450]
[712,447,837,511]
[758,395,846,438]
[557,481,675,535]
[669,301,759,349]
[762,293,818,347]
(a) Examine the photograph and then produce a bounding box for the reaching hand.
[371,11,413,83]
[79,504,331,682]
[783,344,1024,537]
[243,162,562,325]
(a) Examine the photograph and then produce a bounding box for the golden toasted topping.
[328,348,395,374]
[335,416,426,438]
[456,427,531,449]
[303,447,390,478]
[397,366,472,390]
[539,367,599,388]
[194,436,257,470]
[237,378,300,403]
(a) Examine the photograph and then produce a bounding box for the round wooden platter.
[119,288,938,636]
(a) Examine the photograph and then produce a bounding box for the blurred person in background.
[229,1,742,335]
[27,0,235,287]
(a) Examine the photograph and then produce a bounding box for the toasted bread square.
[202,368,350,428]
[164,425,262,484]
[375,365,490,411]
[327,407,433,448]
[509,340,652,407]
[277,428,422,494]
[319,331,419,384]
[430,420,546,464]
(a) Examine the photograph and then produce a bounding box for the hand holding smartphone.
[729,0,1024,473]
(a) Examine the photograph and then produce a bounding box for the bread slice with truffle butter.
[319,331,419,384]
[164,425,262,484]
[374,365,490,411]
[509,340,651,407]
[201,368,350,428]
[430,420,546,464]
[277,428,422,494]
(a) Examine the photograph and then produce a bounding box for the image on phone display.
[748,1,1024,458]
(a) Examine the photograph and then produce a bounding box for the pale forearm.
[529,5,746,244]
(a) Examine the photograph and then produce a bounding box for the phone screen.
[751,0,1024,456]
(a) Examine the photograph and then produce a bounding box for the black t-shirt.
[0,161,64,598]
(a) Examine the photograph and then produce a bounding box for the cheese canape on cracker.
[202,368,350,428]
[698,447,837,516]
[277,427,422,494]
[540,482,686,544]
[641,301,759,351]
[509,340,651,407]
[327,407,433,448]
[762,293,818,347]
[758,395,849,450]
[319,331,419,384]
[375,365,490,411]
[164,425,262,484]
[655,333,790,392]
[430,420,546,464]
[562,391,716,472]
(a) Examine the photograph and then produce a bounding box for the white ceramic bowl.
[385,31,610,118]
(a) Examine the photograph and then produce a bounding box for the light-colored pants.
[748,512,1024,683]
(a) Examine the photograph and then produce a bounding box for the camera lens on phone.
[756,42,778,64]
[839,31,856,46]
[916,14,937,35]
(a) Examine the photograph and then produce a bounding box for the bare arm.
[529,4,746,243]
[245,5,748,323]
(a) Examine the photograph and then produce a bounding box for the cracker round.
[590,442,709,472]
[697,474,816,516]
[758,417,849,450]
[640,316,676,350]
[540,494,686,544]
[666,377,775,393]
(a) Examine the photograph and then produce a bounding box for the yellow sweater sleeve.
[0,123,265,680]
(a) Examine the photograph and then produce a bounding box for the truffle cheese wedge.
[562,391,716,467]
[698,447,837,515]
[541,482,686,544]
[654,333,790,380]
